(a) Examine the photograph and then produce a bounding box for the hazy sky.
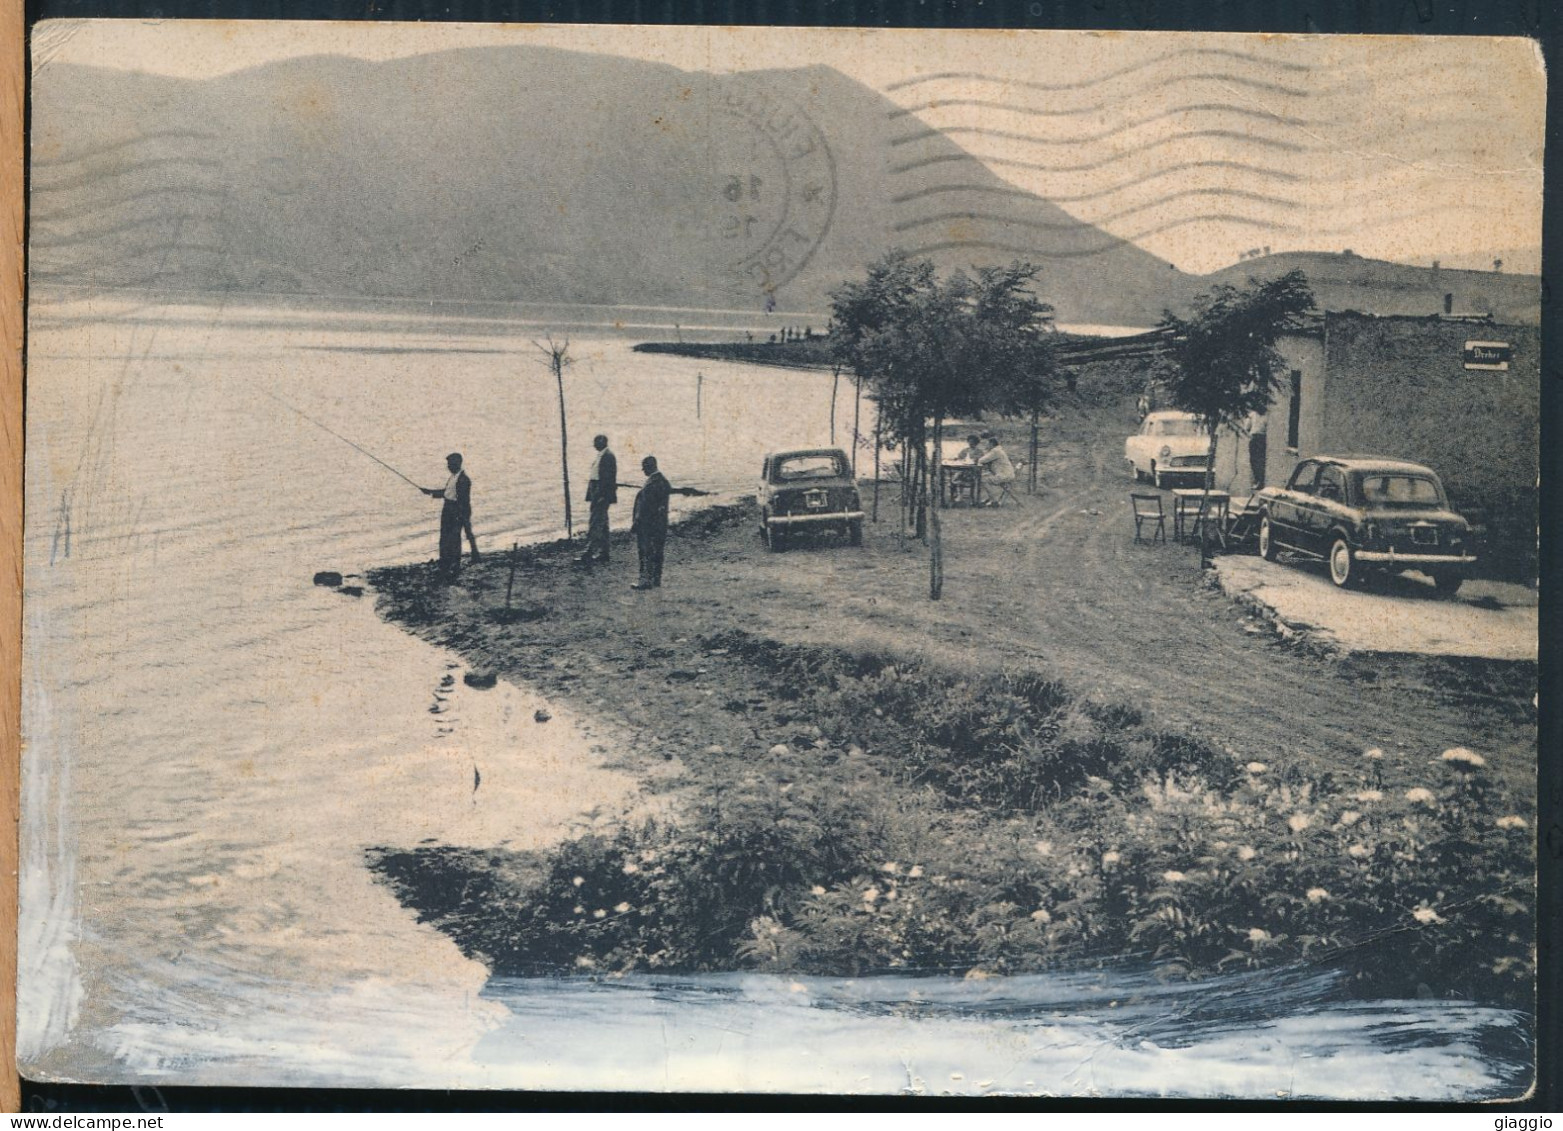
[34,21,1545,275]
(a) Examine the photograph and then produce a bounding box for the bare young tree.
[533,336,575,541]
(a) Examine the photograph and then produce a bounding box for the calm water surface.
[19,296,1529,1096]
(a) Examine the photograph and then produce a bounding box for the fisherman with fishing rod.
[263,391,479,582]
[423,453,475,583]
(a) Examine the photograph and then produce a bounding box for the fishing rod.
[615,482,715,497]
[261,389,426,492]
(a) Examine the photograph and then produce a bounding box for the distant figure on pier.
[577,433,618,566]
[630,455,671,590]
[423,452,472,583]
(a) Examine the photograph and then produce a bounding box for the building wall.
[1264,331,1326,491]
[1317,313,1539,506]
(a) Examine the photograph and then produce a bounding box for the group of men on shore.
[423,435,670,590]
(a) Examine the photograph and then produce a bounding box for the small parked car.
[1253,455,1476,595]
[1126,411,1211,488]
[758,448,865,552]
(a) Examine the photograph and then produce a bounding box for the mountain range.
[28,47,1541,327]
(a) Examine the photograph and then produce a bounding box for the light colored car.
[1125,411,1211,488]
[1254,455,1476,595]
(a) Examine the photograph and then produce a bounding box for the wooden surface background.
[4,0,23,1110]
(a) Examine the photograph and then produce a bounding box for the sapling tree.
[534,336,575,541]
[831,252,1055,599]
[1156,269,1315,563]
[976,263,1058,493]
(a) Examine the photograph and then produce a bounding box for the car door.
[1301,464,1349,554]
[1268,460,1318,548]
[1126,420,1151,469]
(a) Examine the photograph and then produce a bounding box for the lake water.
[19,294,1530,1097]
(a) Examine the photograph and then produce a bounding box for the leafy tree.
[831,252,1056,599]
[975,263,1058,493]
[1156,269,1315,561]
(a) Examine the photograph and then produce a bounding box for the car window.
[1356,473,1443,507]
[1316,466,1346,502]
[775,454,846,481]
[1152,418,1202,438]
[1287,461,1319,494]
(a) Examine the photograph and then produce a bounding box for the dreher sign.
[1464,340,1512,371]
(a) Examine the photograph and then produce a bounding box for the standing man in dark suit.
[630,455,671,590]
[577,433,618,566]
[423,452,472,583]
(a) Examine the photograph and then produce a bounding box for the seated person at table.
[978,433,1017,504]
[949,434,983,501]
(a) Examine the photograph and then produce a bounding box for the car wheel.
[848,519,863,547]
[1128,459,1141,482]
[763,515,787,552]
[1328,535,1359,588]
[1433,571,1464,598]
[1258,514,1279,561]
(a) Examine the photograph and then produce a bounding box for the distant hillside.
[29,48,1178,325]
[1201,251,1539,326]
[29,49,1541,328]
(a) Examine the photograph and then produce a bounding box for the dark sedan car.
[758,448,865,552]
[1254,455,1476,595]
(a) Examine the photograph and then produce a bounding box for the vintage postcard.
[19,22,1542,1096]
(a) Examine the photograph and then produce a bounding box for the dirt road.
[372,400,1534,803]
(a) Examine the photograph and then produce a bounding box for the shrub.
[373,633,1534,1010]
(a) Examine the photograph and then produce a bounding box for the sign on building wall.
[1464,340,1512,370]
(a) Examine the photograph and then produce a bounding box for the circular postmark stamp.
[707,76,838,304]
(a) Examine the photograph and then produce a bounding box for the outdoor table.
[1171,488,1231,547]
[940,460,982,507]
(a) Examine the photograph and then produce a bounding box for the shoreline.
[364,492,1535,1008]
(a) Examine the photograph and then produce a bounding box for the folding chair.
[987,479,1019,507]
[1131,493,1166,544]
[947,467,980,506]
[1225,496,1260,548]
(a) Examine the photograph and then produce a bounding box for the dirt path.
[750,407,1533,791]
[371,400,1534,803]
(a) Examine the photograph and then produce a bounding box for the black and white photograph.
[18,21,1543,1097]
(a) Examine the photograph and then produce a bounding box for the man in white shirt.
[422,452,472,582]
[978,433,1016,505]
[577,434,618,565]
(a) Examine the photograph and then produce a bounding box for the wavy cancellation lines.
[31,129,229,289]
[877,50,1528,266]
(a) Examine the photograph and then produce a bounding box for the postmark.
[707,76,837,303]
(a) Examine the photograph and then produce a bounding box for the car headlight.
[1159,445,1172,458]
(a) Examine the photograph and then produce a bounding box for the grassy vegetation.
[371,631,1534,1008]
